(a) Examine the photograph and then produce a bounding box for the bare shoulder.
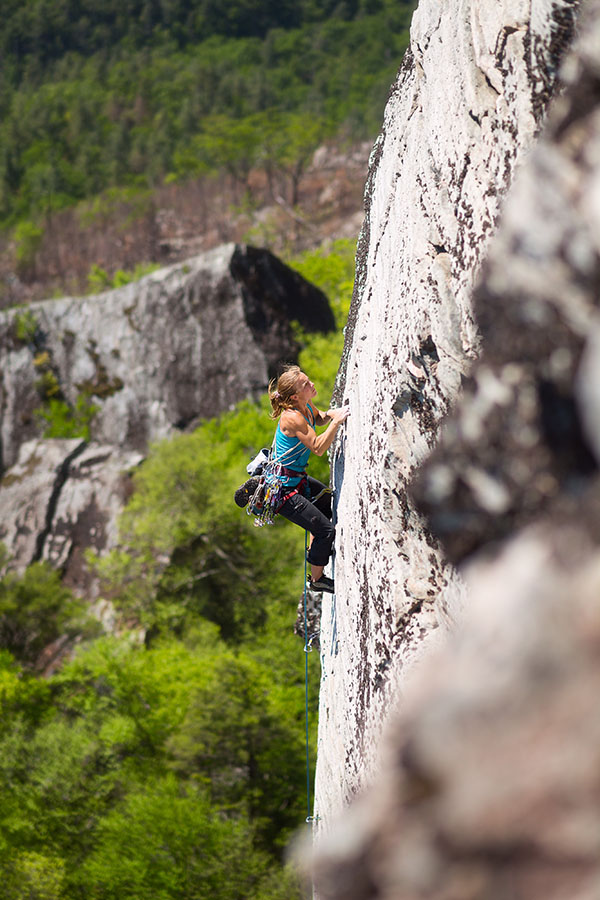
[280,409,307,436]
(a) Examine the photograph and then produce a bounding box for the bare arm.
[281,406,349,457]
[309,403,331,427]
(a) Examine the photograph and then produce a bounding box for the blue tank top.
[272,403,315,487]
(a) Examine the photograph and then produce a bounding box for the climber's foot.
[234,477,260,508]
[309,575,335,594]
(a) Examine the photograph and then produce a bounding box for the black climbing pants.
[278,477,334,567]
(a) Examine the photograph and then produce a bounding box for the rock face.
[312,522,600,899]
[315,0,582,825]
[412,3,600,564]
[0,243,334,472]
[0,243,334,588]
[0,438,144,594]
[310,0,600,894]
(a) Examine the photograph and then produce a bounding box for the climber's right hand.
[327,405,350,424]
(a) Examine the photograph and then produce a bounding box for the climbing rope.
[303,530,322,828]
[303,529,314,824]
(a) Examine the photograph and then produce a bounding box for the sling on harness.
[247,443,309,527]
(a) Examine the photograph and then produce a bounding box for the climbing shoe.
[234,477,260,508]
[309,575,335,594]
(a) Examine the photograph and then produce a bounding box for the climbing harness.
[247,440,308,527]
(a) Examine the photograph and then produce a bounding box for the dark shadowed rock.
[230,244,335,376]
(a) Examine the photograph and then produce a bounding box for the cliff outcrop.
[315,0,582,824]
[312,0,600,861]
[0,244,333,471]
[0,244,334,587]
[310,0,600,890]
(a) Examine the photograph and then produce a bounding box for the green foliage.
[169,109,330,203]
[0,851,66,900]
[87,261,161,292]
[0,562,94,667]
[34,369,61,400]
[167,651,307,851]
[0,629,309,894]
[86,264,111,292]
[289,238,355,329]
[77,186,153,227]
[13,308,38,344]
[80,775,268,900]
[0,650,50,726]
[34,393,99,440]
[0,3,415,224]
[13,220,44,276]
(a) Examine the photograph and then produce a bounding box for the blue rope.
[303,529,312,823]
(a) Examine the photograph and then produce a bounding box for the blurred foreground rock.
[312,518,600,899]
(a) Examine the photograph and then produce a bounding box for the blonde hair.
[268,364,301,419]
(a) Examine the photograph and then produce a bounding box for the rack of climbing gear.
[246,441,306,527]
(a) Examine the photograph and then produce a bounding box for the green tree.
[80,775,268,900]
[192,113,264,193]
[168,651,307,851]
[0,561,94,668]
[13,220,43,278]
[0,851,66,900]
[260,111,330,206]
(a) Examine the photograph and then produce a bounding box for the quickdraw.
[247,444,307,527]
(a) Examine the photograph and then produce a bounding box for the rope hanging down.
[303,530,313,823]
[303,531,320,826]
[302,443,342,826]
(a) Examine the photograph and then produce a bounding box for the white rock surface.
[0,439,143,595]
[314,0,582,827]
[0,439,84,569]
[41,443,144,595]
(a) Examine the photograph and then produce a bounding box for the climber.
[267,364,349,593]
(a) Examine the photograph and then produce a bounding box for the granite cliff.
[310,0,600,895]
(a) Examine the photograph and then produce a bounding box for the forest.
[0,1,415,895]
[0,0,414,227]
[0,242,355,898]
